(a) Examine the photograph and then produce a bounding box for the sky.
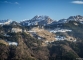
[0,0,83,21]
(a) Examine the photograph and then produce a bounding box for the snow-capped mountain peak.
[20,15,54,26]
[57,15,83,24]
[68,15,83,22]
[31,15,50,21]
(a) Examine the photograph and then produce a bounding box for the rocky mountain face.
[20,15,83,27]
[0,15,83,26]
[20,15,54,26]
[67,15,83,22]
[57,15,83,24]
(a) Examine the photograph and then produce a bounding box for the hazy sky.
[0,0,83,21]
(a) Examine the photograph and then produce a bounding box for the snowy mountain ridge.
[0,15,83,26]
[0,19,11,25]
[20,15,54,26]
[58,15,83,23]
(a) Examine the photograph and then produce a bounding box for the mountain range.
[0,15,83,26]
[20,15,53,26]
[0,15,83,60]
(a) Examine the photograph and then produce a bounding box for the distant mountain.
[50,15,83,25]
[1,15,83,26]
[20,15,54,26]
[10,21,21,26]
[58,19,67,23]
[0,19,11,25]
[59,15,83,23]
[68,15,83,22]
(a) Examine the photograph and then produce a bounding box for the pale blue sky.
[0,0,83,21]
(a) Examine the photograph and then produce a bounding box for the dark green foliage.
[0,43,6,46]
[0,34,6,39]
[69,42,83,58]
[48,44,78,60]
[0,44,9,60]
[6,32,21,42]
[21,32,41,48]
[51,40,68,45]
[0,32,19,42]
[63,21,83,40]
[8,46,17,60]
[0,25,4,32]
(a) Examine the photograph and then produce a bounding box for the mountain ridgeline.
[0,15,83,60]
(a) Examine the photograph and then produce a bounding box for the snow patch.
[8,41,18,46]
[50,29,72,33]
[55,36,65,41]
